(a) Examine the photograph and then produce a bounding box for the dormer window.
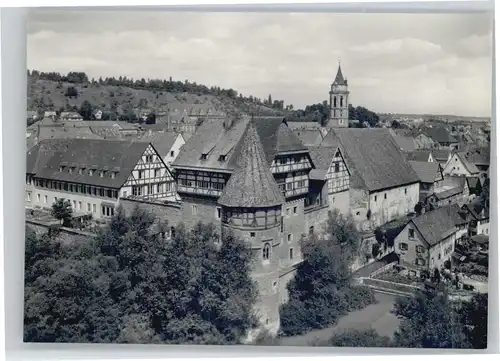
[69,167,74,174]
[89,169,94,176]
[78,168,83,175]
[218,155,226,162]
[201,154,208,160]
[59,166,64,172]
[111,172,116,179]
[100,171,104,178]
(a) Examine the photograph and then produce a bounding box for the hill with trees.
[27,70,291,122]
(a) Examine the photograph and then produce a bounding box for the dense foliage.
[279,211,375,336]
[24,207,258,344]
[325,329,392,347]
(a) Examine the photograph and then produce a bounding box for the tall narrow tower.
[328,63,349,128]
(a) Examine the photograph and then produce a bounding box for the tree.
[64,86,78,98]
[280,211,374,336]
[459,293,488,349]
[327,329,392,347]
[51,198,73,225]
[79,100,94,120]
[24,207,258,344]
[392,289,469,348]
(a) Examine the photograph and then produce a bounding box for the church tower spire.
[328,62,349,128]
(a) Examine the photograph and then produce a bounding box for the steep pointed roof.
[333,65,347,86]
[218,123,285,208]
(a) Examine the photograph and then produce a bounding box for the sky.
[27,10,493,117]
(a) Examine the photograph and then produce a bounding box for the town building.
[461,202,490,236]
[405,150,435,163]
[138,131,185,166]
[394,205,459,276]
[292,128,325,147]
[426,176,471,208]
[25,138,177,219]
[60,111,84,122]
[421,127,459,150]
[414,133,437,149]
[442,151,480,177]
[327,64,349,128]
[321,128,420,231]
[408,160,444,202]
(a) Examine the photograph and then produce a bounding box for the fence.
[357,277,421,296]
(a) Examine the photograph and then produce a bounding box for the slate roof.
[26,138,151,189]
[253,117,308,164]
[422,127,457,144]
[456,152,480,174]
[411,205,458,247]
[172,116,251,172]
[138,131,180,158]
[463,202,489,220]
[431,149,451,162]
[307,146,343,180]
[333,65,347,85]
[409,161,441,184]
[293,129,324,147]
[405,150,432,162]
[463,147,490,166]
[218,122,285,208]
[37,125,102,141]
[321,128,419,192]
[391,134,417,152]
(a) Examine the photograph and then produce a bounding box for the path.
[278,292,400,346]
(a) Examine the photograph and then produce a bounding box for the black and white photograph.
[23,9,492,348]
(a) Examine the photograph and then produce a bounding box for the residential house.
[389,129,417,152]
[443,151,480,177]
[431,149,452,168]
[138,131,185,166]
[427,176,471,208]
[421,127,459,150]
[470,234,489,252]
[394,205,459,276]
[308,145,351,217]
[408,160,444,202]
[461,202,490,236]
[461,147,490,174]
[25,138,177,219]
[321,128,420,231]
[414,133,437,149]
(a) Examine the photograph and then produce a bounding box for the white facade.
[25,144,177,220]
[350,182,420,231]
[163,134,186,166]
[443,153,478,177]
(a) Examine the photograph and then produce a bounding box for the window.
[216,208,221,219]
[280,216,284,233]
[262,243,270,261]
[287,234,292,242]
[218,155,226,162]
[399,243,408,251]
[334,162,340,173]
[78,201,82,210]
[171,227,176,238]
[69,167,73,174]
[279,158,286,165]
[111,172,116,179]
[192,205,198,215]
[154,169,159,178]
[156,184,161,193]
[272,281,277,289]
[384,193,387,200]
[286,208,290,216]
[26,192,31,202]
[408,229,415,238]
[78,168,83,175]
[92,204,96,213]
[293,206,297,214]
[132,186,142,196]
[87,203,91,212]
[100,171,104,178]
[404,188,407,194]
[250,232,255,238]
[59,166,64,172]
[309,226,314,235]
[438,253,441,260]
[170,150,174,157]
[72,200,76,209]
[416,258,426,266]
[289,248,294,260]
[138,171,143,179]
[416,245,424,253]
[37,194,40,202]
[374,195,377,202]
[89,169,93,176]
[201,154,207,160]
[44,195,47,204]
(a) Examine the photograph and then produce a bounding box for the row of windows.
[32,178,119,199]
[28,192,115,218]
[277,155,306,165]
[373,188,408,203]
[136,169,164,179]
[59,165,118,180]
[131,182,172,196]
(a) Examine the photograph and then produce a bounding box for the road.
[278,292,400,346]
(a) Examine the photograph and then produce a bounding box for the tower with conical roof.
[218,121,285,337]
[328,63,349,128]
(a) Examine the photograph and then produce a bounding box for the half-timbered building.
[25,138,177,219]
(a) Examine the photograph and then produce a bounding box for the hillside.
[27,70,289,122]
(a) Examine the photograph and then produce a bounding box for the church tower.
[328,64,349,128]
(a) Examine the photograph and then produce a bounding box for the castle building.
[328,64,349,128]
[25,138,177,219]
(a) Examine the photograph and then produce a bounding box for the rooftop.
[411,205,459,247]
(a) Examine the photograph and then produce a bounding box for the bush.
[346,286,376,311]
